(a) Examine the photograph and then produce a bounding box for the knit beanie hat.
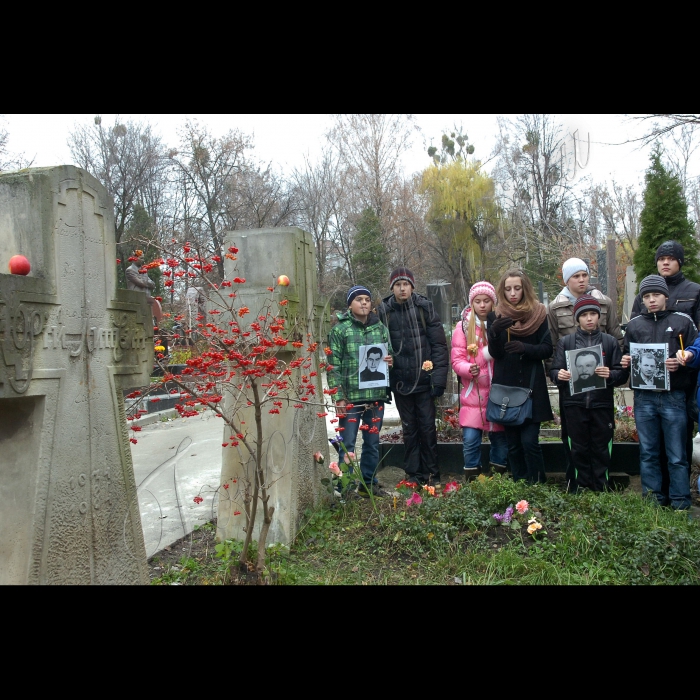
[390,267,415,289]
[639,274,669,297]
[469,281,497,307]
[347,285,372,306]
[655,240,685,267]
[573,294,601,322]
[562,257,589,284]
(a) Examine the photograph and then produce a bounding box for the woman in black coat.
[487,269,553,484]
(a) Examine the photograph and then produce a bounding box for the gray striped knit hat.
[639,274,669,297]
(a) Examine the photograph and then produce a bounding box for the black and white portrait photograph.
[566,345,606,395]
[630,343,669,390]
[358,343,389,389]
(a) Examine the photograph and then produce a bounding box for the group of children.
[452,268,697,510]
[328,255,698,511]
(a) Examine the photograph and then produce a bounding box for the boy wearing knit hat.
[377,267,448,486]
[546,257,624,491]
[550,294,628,491]
[630,239,700,490]
[621,275,698,510]
[327,285,394,497]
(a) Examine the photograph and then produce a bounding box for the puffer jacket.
[451,310,504,432]
[377,292,448,395]
[545,286,623,373]
[550,327,628,408]
[623,308,698,392]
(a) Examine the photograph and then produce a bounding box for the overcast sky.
[1,113,686,190]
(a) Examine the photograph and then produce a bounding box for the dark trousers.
[395,390,439,482]
[504,420,545,484]
[559,391,576,492]
[564,405,614,491]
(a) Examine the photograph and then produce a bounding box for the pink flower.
[422,360,433,372]
[406,492,423,506]
[443,480,460,494]
[313,451,324,464]
[515,500,529,515]
[329,462,342,477]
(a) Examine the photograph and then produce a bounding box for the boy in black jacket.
[621,275,698,510]
[551,294,629,492]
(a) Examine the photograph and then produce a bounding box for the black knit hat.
[573,294,601,322]
[655,240,685,267]
[639,274,669,298]
[390,267,415,289]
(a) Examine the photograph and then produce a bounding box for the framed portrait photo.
[358,343,389,389]
[566,344,606,395]
[629,342,669,391]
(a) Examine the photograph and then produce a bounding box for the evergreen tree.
[350,207,389,301]
[634,145,700,283]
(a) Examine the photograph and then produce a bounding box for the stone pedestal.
[0,166,152,584]
[217,227,330,545]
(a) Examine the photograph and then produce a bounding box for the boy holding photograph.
[550,294,628,491]
[327,285,394,497]
[622,275,697,510]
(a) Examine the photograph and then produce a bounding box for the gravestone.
[218,227,330,545]
[622,265,636,324]
[0,166,152,584]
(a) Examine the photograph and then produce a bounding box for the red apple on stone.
[277,274,290,286]
[9,255,31,275]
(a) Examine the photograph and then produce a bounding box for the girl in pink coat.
[451,281,508,480]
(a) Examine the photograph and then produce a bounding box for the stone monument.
[0,166,152,584]
[218,227,330,546]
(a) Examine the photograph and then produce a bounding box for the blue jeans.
[337,401,384,485]
[462,428,508,470]
[634,390,691,510]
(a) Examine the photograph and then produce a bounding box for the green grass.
[151,475,700,585]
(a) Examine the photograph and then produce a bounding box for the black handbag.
[486,364,537,426]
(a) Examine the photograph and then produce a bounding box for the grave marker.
[0,166,152,584]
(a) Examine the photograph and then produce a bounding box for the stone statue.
[126,251,162,325]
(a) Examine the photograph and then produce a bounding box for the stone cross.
[0,166,152,584]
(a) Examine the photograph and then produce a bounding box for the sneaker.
[358,482,387,498]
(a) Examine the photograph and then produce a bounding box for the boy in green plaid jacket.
[327,285,394,497]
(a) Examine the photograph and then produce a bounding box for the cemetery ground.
[140,412,700,586]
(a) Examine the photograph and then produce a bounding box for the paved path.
[130,410,223,558]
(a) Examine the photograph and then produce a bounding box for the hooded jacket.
[623,308,698,393]
[550,327,628,408]
[327,310,392,402]
[377,292,448,395]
